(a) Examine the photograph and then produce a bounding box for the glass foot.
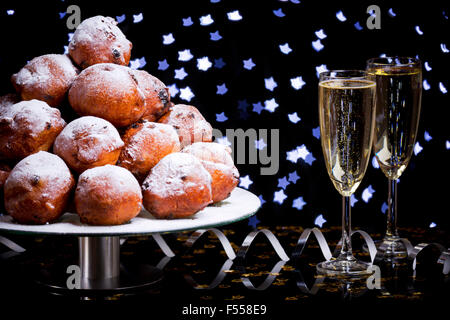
[316,258,372,277]
[377,236,408,259]
[363,236,408,260]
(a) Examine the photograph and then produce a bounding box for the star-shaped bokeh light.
[292,197,306,210]
[239,175,253,189]
[273,190,288,204]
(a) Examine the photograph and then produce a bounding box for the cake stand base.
[35,236,163,296]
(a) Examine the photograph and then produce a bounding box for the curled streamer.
[292,227,332,262]
[237,260,287,291]
[0,226,448,292]
[0,235,26,253]
[352,230,378,263]
[184,258,234,290]
[185,228,236,260]
[176,228,448,290]
[407,241,449,275]
[156,256,172,270]
[183,228,291,290]
[0,235,26,260]
[333,230,378,263]
[295,268,325,295]
[236,229,289,261]
[234,229,289,290]
[152,234,176,258]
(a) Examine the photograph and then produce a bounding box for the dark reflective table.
[0,221,448,314]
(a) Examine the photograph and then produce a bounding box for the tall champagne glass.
[317,70,376,275]
[367,57,422,258]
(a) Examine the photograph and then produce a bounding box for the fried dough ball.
[132,70,171,121]
[0,93,20,110]
[53,116,124,173]
[0,100,66,161]
[11,54,79,107]
[118,121,180,181]
[4,151,75,224]
[0,163,11,213]
[158,104,212,148]
[75,165,142,225]
[182,142,239,203]
[68,63,146,127]
[0,163,10,190]
[142,152,212,219]
[69,16,132,69]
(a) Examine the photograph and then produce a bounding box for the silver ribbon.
[168,227,449,291]
[332,230,378,264]
[156,255,172,270]
[405,240,450,275]
[236,229,290,261]
[0,235,26,253]
[184,258,234,290]
[351,230,378,263]
[295,268,325,295]
[238,260,287,291]
[185,228,236,260]
[184,228,291,290]
[235,229,289,290]
[152,234,176,258]
[292,227,332,262]
[0,225,448,293]
[181,228,238,290]
[0,236,26,260]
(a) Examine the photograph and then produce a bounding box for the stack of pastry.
[0,16,239,226]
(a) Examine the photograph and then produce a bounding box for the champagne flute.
[367,57,422,259]
[317,70,376,275]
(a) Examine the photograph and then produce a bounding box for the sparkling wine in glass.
[367,57,422,259]
[317,70,376,275]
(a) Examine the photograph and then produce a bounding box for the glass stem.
[338,196,354,261]
[386,178,398,239]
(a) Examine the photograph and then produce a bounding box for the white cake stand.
[0,187,261,294]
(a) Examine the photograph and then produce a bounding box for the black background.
[0,0,448,312]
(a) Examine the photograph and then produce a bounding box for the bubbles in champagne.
[368,67,422,180]
[319,79,376,196]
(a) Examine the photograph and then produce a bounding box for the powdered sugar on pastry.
[181,142,234,167]
[11,54,79,107]
[123,122,179,162]
[68,63,146,127]
[12,54,78,88]
[78,164,142,197]
[68,16,132,69]
[158,104,213,147]
[0,99,65,136]
[54,116,124,164]
[0,94,20,111]
[6,151,73,199]
[142,152,212,197]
